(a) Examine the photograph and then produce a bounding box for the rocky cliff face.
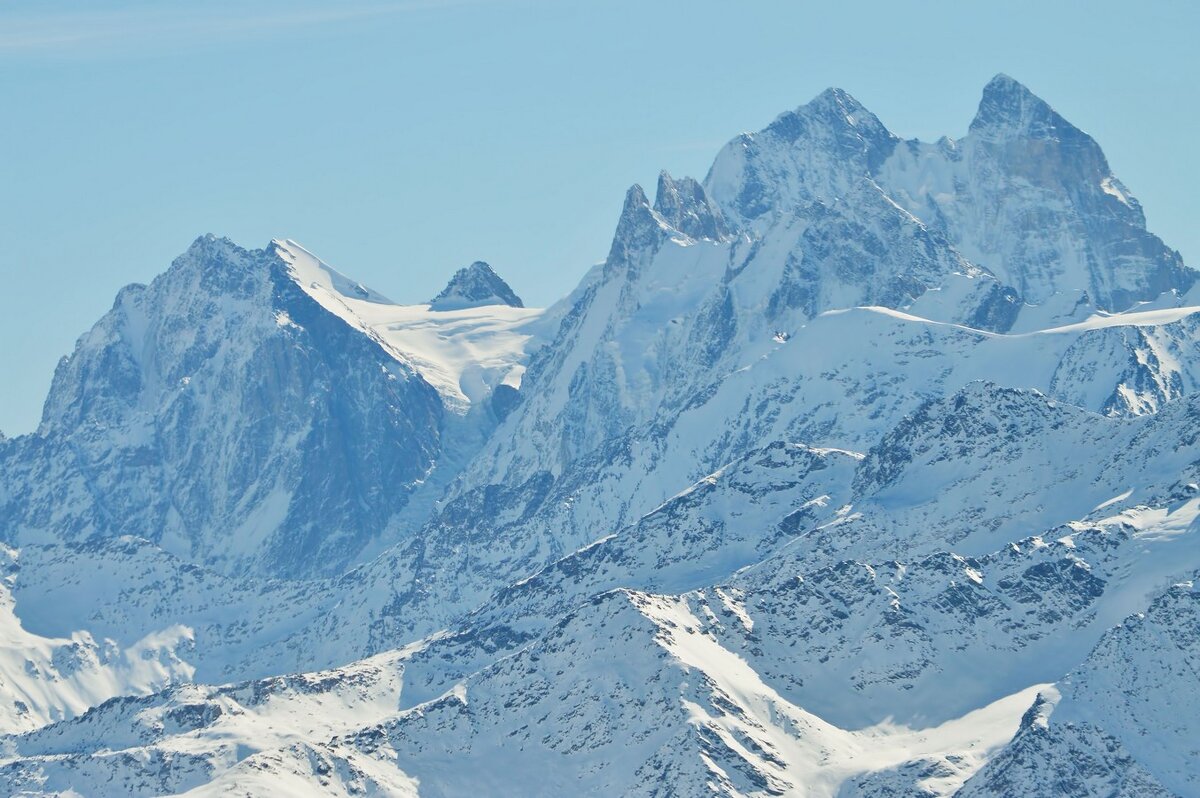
[429,261,524,310]
[0,236,447,578]
[879,75,1193,326]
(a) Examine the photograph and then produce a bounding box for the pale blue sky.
[2,0,1196,434]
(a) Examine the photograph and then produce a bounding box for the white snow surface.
[0,546,193,736]
[277,239,545,411]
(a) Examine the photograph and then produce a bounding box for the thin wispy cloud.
[0,1,476,55]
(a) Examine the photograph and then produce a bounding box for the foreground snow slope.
[0,546,192,736]
[4,385,1199,795]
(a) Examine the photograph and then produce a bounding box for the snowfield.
[278,239,546,411]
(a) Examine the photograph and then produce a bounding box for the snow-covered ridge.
[822,302,1200,338]
[276,239,544,410]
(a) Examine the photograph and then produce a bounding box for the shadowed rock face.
[652,171,730,242]
[0,235,446,579]
[882,73,1194,317]
[429,261,523,310]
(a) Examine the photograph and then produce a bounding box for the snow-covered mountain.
[881,75,1193,325]
[0,238,542,579]
[960,578,1200,798]
[1,74,1198,796]
[430,261,525,311]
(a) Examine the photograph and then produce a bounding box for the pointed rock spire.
[604,184,668,273]
[430,262,523,310]
[616,183,653,230]
[653,171,729,241]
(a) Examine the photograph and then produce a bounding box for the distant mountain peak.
[609,184,655,246]
[603,183,669,275]
[810,86,872,119]
[183,232,240,259]
[970,73,1070,140]
[430,261,523,310]
[767,85,894,146]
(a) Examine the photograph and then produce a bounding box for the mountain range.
[0,74,1197,796]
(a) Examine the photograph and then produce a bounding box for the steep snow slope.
[277,240,545,413]
[961,578,1200,797]
[0,546,192,735]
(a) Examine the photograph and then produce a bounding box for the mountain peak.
[970,73,1069,140]
[610,183,658,247]
[430,261,523,311]
[767,86,891,143]
[812,86,867,115]
[183,233,240,258]
[983,72,1025,92]
[621,183,651,213]
[604,183,668,274]
[704,85,898,223]
[653,171,729,241]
